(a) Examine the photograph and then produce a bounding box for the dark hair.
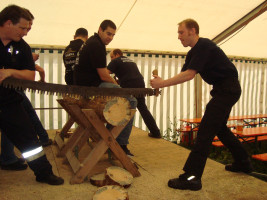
[99,20,116,31]
[178,18,199,34]
[0,5,32,26]
[113,49,123,56]
[74,28,88,37]
[24,8,34,20]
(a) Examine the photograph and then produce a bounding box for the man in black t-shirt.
[74,20,117,86]
[63,28,88,85]
[107,49,161,138]
[0,5,64,185]
[74,20,137,156]
[151,19,251,191]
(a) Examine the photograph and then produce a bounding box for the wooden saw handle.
[152,69,160,96]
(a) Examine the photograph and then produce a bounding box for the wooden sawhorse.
[54,97,140,184]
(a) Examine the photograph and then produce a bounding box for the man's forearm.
[163,70,195,87]
[5,69,35,81]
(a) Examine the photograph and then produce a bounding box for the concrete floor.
[1,127,266,200]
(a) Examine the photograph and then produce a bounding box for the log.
[90,173,106,187]
[90,166,133,188]
[93,185,129,200]
[103,98,131,126]
[106,166,133,188]
[62,96,131,126]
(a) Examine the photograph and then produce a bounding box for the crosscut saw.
[1,77,156,98]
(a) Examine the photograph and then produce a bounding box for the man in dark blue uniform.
[63,28,88,85]
[151,18,251,191]
[0,5,64,185]
[107,49,161,138]
[0,9,52,171]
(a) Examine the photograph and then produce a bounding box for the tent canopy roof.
[1,0,266,58]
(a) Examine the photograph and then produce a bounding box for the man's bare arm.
[35,64,45,82]
[97,68,118,84]
[0,69,35,83]
[150,69,197,88]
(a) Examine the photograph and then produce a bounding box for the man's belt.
[1,77,156,98]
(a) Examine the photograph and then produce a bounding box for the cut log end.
[106,166,133,188]
[93,185,129,200]
[103,97,131,126]
[90,166,134,188]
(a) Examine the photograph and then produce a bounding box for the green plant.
[163,117,180,142]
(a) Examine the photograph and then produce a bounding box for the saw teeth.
[2,77,155,98]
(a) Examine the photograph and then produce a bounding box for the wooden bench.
[212,135,267,147]
[252,153,267,161]
[178,126,198,145]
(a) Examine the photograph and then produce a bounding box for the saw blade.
[1,77,155,98]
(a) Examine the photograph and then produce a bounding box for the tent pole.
[212,1,267,44]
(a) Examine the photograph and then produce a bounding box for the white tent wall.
[0,0,266,58]
[1,1,266,136]
[26,48,266,138]
[202,59,267,126]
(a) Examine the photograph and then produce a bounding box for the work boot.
[168,173,202,191]
[148,132,161,139]
[36,174,64,185]
[225,160,252,173]
[1,160,28,171]
[120,145,134,157]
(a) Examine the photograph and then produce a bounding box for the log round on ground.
[93,185,129,200]
[105,166,133,188]
[90,173,106,187]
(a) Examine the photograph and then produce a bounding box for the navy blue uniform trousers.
[0,102,52,177]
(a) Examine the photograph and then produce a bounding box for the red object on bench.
[257,135,267,142]
[252,153,267,161]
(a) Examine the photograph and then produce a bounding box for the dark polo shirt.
[74,33,106,87]
[0,39,35,106]
[182,38,238,85]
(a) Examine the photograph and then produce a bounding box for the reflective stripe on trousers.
[22,146,45,162]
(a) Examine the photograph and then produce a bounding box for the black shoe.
[168,173,202,191]
[120,145,134,157]
[36,174,64,185]
[225,161,252,173]
[1,160,28,171]
[18,157,26,163]
[41,139,53,147]
[148,132,161,138]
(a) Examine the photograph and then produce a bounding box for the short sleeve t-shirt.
[107,56,145,88]
[181,38,238,85]
[74,33,106,87]
[0,39,35,106]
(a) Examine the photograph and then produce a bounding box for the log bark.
[63,96,131,126]
[90,173,106,187]
[93,185,129,200]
